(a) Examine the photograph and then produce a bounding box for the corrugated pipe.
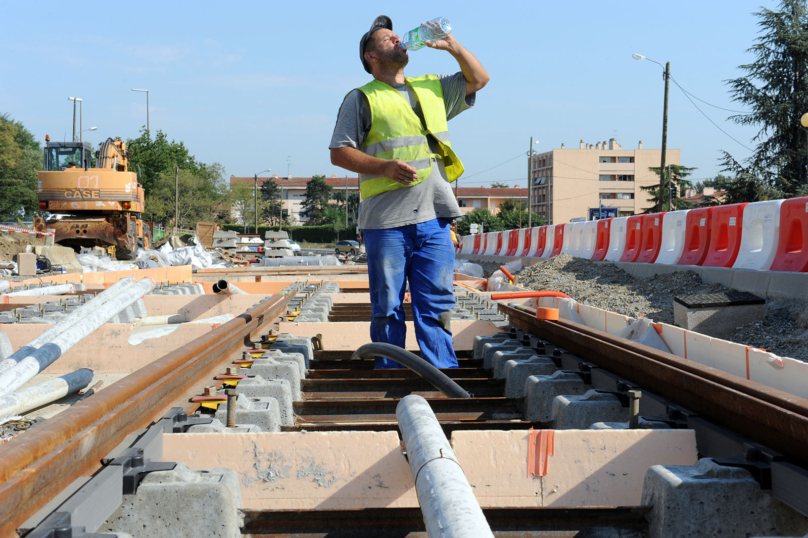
[0,277,136,377]
[212,280,247,295]
[349,343,470,398]
[4,284,76,297]
[0,277,155,396]
[0,368,93,422]
[490,291,571,300]
[0,281,10,294]
[396,395,494,538]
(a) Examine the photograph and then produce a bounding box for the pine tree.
[725,0,808,198]
[640,164,697,213]
[259,178,284,225]
[301,175,333,225]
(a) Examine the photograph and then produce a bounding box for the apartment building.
[457,187,528,215]
[530,138,680,224]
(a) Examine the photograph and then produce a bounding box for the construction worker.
[329,15,489,369]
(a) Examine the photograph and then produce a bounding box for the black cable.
[671,81,754,151]
[462,152,526,179]
[669,75,752,115]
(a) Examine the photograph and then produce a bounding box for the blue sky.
[1,1,770,187]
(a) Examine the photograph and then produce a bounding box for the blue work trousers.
[363,218,458,369]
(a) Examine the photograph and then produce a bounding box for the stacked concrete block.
[212,230,238,250]
[523,371,589,423]
[552,389,629,429]
[263,230,293,258]
[503,357,558,398]
[101,463,242,538]
[214,392,281,432]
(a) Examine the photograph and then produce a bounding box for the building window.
[599,157,611,163]
[599,175,612,182]
[599,193,613,200]
[472,200,481,209]
[616,193,634,200]
[617,175,634,182]
[459,200,467,207]
[618,157,634,163]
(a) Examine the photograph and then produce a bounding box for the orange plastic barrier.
[533,226,547,257]
[770,196,808,272]
[505,229,521,256]
[592,218,613,261]
[549,224,566,257]
[521,227,534,256]
[678,207,715,266]
[471,234,482,255]
[618,215,644,262]
[495,231,505,255]
[703,203,748,267]
[635,213,665,264]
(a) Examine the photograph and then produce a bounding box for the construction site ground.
[0,233,46,264]
[474,254,808,362]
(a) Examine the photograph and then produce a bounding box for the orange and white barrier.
[655,210,689,265]
[0,225,54,237]
[604,217,628,262]
[733,200,783,271]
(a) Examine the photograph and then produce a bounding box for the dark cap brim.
[360,15,393,74]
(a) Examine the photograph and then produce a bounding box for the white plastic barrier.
[655,210,689,265]
[514,228,528,256]
[540,225,556,258]
[569,222,586,257]
[603,217,628,262]
[732,199,784,271]
[526,227,543,257]
[482,232,498,255]
[580,221,598,259]
[459,235,474,255]
[495,231,510,256]
[560,223,574,255]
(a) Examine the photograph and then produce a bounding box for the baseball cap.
[360,15,393,74]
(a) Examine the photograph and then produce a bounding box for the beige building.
[457,187,528,215]
[530,138,680,224]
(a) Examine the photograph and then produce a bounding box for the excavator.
[33,136,152,260]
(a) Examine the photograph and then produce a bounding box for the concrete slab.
[767,271,808,301]
[277,320,501,351]
[699,266,735,287]
[32,245,83,274]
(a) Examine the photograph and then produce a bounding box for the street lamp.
[527,138,540,227]
[633,53,671,211]
[254,169,271,234]
[131,89,150,137]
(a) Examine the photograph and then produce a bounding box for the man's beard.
[378,46,409,71]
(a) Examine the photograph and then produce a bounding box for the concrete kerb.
[767,272,808,301]
[731,269,772,296]
[699,266,735,287]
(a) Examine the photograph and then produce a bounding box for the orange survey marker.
[535,307,559,321]
[528,428,555,477]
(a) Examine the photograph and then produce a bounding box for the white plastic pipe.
[134,313,187,326]
[212,280,247,295]
[0,277,155,396]
[0,368,94,422]
[396,395,494,538]
[0,277,136,376]
[0,281,10,294]
[4,284,76,297]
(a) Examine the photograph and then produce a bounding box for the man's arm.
[330,147,418,185]
[424,31,490,96]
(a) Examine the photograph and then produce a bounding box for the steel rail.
[0,292,291,536]
[501,303,808,465]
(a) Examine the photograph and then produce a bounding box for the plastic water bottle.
[401,17,452,51]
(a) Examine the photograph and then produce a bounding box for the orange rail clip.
[528,428,555,478]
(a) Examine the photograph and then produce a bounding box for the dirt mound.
[0,232,47,262]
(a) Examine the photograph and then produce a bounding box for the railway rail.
[1,277,807,537]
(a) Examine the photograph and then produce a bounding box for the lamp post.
[526,138,540,227]
[131,89,150,137]
[633,53,671,211]
[254,169,271,234]
[68,97,82,143]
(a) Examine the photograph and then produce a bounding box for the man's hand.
[423,23,490,96]
[423,21,458,53]
[384,159,418,185]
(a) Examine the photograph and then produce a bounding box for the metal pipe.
[349,343,470,398]
[0,277,136,376]
[3,284,76,297]
[0,278,155,396]
[396,395,494,538]
[225,388,237,427]
[0,368,93,422]
[0,281,10,294]
[212,279,248,295]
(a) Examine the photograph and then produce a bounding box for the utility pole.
[660,61,670,211]
[131,89,150,138]
[254,174,259,234]
[174,166,179,234]
[668,164,673,210]
[528,136,533,228]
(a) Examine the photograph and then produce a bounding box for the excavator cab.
[43,141,94,171]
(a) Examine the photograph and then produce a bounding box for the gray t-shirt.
[329,72,475,230]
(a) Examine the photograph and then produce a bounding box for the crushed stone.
[476,254,808,362]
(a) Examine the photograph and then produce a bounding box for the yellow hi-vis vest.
[356,75,464,198]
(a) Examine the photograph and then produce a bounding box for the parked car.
[287,239,301,254]
[335,240,359,256]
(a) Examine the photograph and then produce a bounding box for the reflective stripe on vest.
[357,75,464,198]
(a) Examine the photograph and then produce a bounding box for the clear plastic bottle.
[401,17,452,51]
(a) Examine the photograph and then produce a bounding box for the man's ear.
[364,50,377,67]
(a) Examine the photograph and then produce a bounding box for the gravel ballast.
[473,254,808,362]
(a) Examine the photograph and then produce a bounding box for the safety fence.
[153,225,196,242]
[457,196,808,273]
[0,225,55,237]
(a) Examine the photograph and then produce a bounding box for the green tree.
[323,205,347,240]
[489,181,509,188]
[694,174,734,193]
[497,199,543,229]
[301,175,333,225]
[640,164,697,213]
[226,179,271,232]
[456,208,502,236]
[725,0,808,198]
[259,178,284,225]
[333,189,359,229]
[146,163,227,229]
[126,129,206,193]
[0,114,40,220]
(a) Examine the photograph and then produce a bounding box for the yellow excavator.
[33,136,151,259]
